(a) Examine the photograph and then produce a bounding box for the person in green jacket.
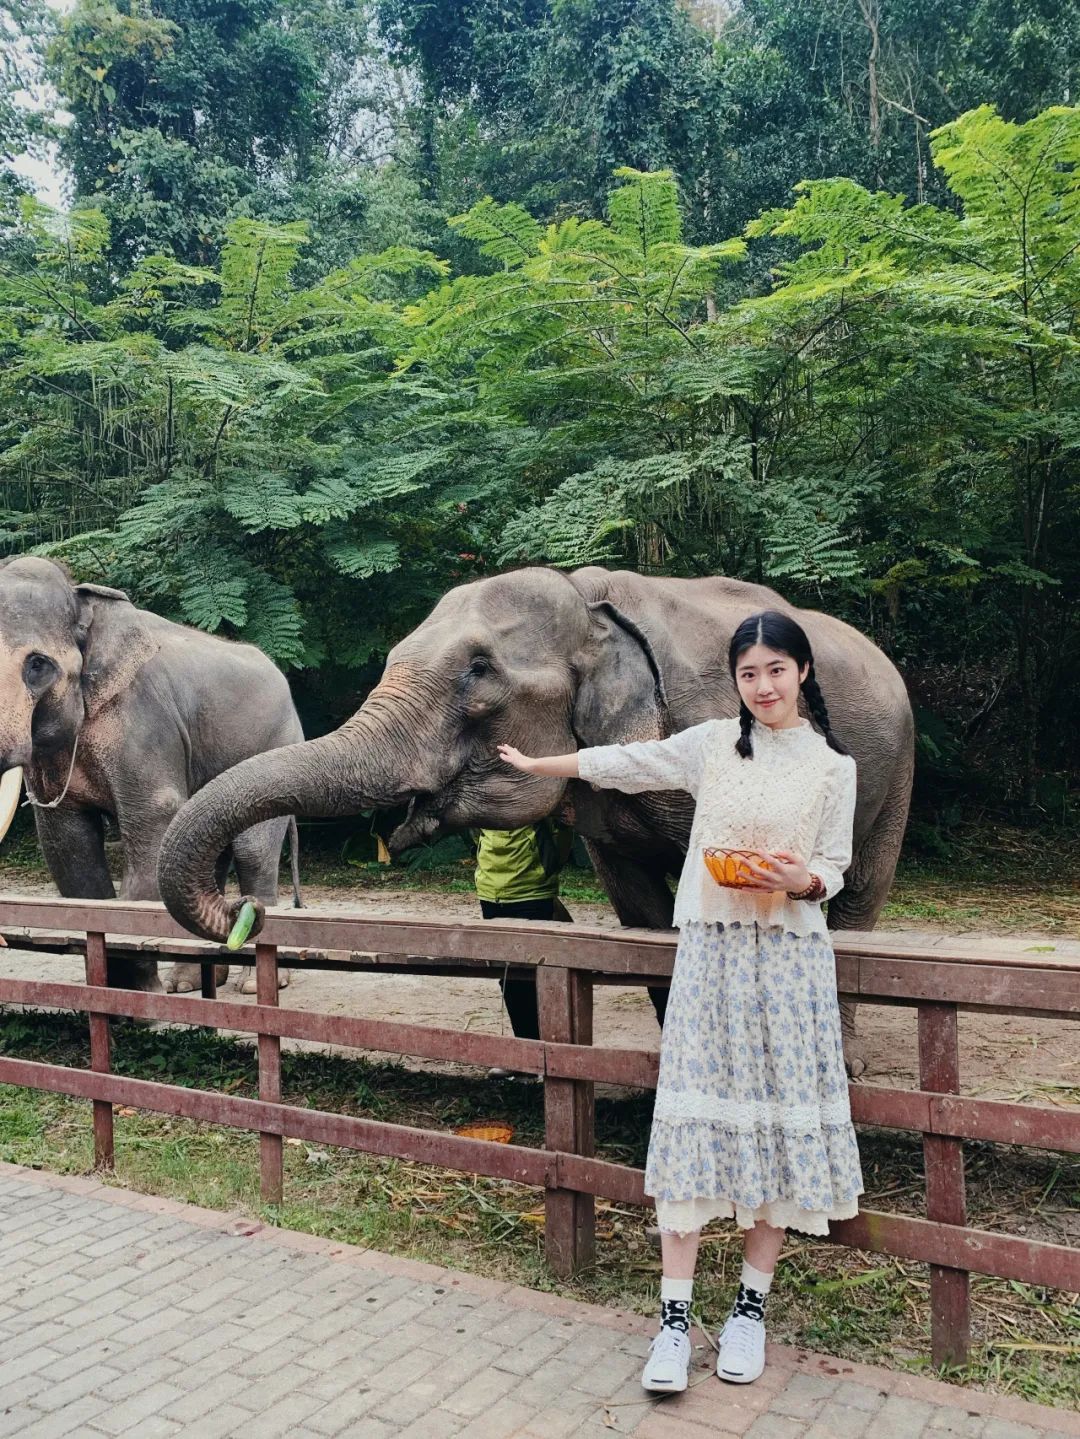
[474,820,574,1044]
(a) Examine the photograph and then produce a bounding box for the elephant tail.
[288,816,303,909]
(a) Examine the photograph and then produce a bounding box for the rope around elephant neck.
[22,728,82,810]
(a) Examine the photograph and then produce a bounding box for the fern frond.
[221,472,303,533]
[607,169,682,251]
[323,531,401,578]
[178,549,249,630]
[237,570,305,665]
[447,198,543,268]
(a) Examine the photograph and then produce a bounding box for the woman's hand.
[497,743,537,774]
[741,849,813,894]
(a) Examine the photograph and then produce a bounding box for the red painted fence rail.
[1,897,1078,1369]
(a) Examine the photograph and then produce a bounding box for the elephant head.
[158,567,671,941]
[0,557,158,831]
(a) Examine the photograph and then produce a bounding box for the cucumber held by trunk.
[227,900,258,951]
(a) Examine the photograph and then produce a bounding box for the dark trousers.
[480,897,668,1034]
[480,897,560,1040]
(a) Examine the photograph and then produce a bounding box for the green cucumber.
[226,900,258,951]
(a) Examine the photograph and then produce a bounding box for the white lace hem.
[654,1194,861,1238]
[653,1089,851,1133]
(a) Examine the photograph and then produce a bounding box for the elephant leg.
[113,796,201,993]
[584,839,675,1028]
[233,818,291,994]
[166,852,232,994]
[35,806,115,899]
[33,809,159,992]
[827,772,912,1080]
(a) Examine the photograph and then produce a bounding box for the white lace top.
[576,717,857,938]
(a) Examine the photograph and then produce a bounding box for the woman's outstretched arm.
[498,744,579,778]
[498,721,715,796]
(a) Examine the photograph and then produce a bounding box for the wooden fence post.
[919,1000,970,1366]
[538,964,595,1277]
[200,961,218,999]
[256,943,283,1206]
[85,931,114,1171]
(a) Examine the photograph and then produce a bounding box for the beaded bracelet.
[787,874,825,902]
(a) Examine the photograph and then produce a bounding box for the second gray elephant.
[156,566,914,1068]
[0,556,302,993]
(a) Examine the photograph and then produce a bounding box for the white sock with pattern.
[659,1276,693,1334]
[732,1261,773,1323]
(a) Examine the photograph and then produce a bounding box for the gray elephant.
[0,556,302,994]
[158,566,913,1063]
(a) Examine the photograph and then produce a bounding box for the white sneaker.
[716,1314,766,1384]
[641,1327,692,1392]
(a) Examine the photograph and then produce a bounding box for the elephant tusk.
[0,768,23,844]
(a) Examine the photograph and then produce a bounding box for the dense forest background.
[2,0,1078,850]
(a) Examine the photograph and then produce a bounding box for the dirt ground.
[1,876,1077,1103]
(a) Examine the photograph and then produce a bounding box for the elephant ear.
[572,601,671,747]
[74,583,159,715]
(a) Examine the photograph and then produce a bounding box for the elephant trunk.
[158,667,437,942]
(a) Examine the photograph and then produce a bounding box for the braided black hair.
[735,701,755,758]
[727,610,850,758]
[801,666,849,755]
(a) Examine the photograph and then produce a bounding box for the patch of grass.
[1,1008,1077,1410]
[883,896,987,924]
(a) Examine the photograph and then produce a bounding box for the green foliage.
[0,202,468,667]
[2,0,1080,805]
[45,0,430,273]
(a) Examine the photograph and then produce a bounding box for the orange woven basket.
[454,1121,515,1144]
[702,847,773,888]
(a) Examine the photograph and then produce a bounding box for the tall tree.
[712,0,1080,236]
[378,0,729,232]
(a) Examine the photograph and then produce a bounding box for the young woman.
[498,611,862,1392]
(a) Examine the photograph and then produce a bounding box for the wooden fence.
[0,895,1078,1369]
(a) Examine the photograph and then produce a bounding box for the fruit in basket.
[702,847,773,888]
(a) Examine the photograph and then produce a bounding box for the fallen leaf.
[227,1219,262,1237]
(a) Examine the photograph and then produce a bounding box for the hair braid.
[801,667,850,756]
[735,701,755,758]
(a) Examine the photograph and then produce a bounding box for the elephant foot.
[165,962,231,994]
[844,1049,867,1080]
[165,963,200,994]
[236,967,291,996]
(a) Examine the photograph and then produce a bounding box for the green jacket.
[473,822,572,904]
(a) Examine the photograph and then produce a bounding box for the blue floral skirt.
[646,920,863,1236]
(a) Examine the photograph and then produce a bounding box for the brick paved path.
[1,1164,1077,1439]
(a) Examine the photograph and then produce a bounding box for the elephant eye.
[467,656,491,678]
[24,653,55,685]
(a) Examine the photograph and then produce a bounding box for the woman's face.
[733,644,809,729]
